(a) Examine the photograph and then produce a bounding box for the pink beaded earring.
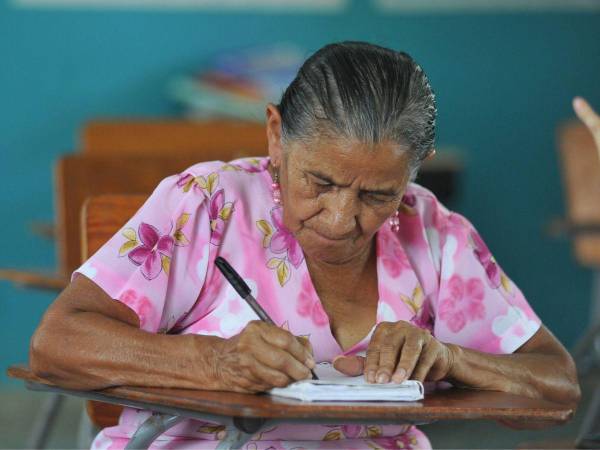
[272,170,282,205]
[389,210,400,232]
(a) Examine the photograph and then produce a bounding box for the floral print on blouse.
[74,157,541,450]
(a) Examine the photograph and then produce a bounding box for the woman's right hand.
[573,97,600,154]
[209,320,315,393]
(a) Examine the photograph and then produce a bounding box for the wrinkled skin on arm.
[333,320,580,429]
[30,275,314,393]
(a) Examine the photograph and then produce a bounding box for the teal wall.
[1,0,599,386]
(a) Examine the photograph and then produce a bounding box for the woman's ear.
[266,103,283,167]
[425,148,436,161]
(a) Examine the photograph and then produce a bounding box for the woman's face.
[276,136,412,265]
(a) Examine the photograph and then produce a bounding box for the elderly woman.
[30,42,580,449]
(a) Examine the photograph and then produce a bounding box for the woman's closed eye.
[314,179,333,188]
[309,174,334,189]
[307,173,397,204]
[360,191,396,205]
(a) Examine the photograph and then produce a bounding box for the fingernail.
[367,370,376,383]
[573,97,584,109]
[376,372,389,384]
[392,368,407,383]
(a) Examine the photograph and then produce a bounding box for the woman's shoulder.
[173,157,270,198]
[403,182,458,230]
[177,157,269,179]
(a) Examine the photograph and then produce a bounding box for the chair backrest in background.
[55,155,207,276]
[81,194,147,428]
[81,119,268,157]
[557,120,600,267]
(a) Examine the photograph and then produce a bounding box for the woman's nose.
[323,191,359,236]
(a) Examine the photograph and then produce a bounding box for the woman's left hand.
[333,320,456,383]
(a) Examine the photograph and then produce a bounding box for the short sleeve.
[73,173,213,334]
[431,212,541,354]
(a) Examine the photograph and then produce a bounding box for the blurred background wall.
[1,0,599,387]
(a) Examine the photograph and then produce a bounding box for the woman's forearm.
[30,308,223,391]
[446,343,580,405]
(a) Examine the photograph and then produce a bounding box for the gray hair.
[278,41,437,179]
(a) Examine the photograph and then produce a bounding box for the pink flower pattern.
[176,172,233,246]
[470,230,501,288]
[439,275,486,333]
[341,425,364,438]
[369,433,419,449]
[176,173,195,190]
[297,273,329,326]
[128,223,174,280]
[230,158,263,173]
[208,189,227,245]
[379,231,411,277]
[269,207,304,268]
[119,289,156,329]
[410,296,434,330]
[402,193,416,207]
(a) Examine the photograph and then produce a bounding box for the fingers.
[232,370,271,393]
[332,355,365,376]
[377,331,406,383]
[296,335,314,358]
[240,321,314,385]
[256,322,315,368]
[411,344,438,382]
[252,335,312,381]
[392,337,424,383]
[248,360,294,388]
[364,326,386,383]
[365,322,406,383]
[573,97,600,136]
[365,321,447,384]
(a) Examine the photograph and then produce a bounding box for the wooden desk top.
[8,366,573,423]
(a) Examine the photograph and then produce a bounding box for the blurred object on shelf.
[168,44,305,121]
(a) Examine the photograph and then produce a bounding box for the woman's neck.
[305,239,377,302]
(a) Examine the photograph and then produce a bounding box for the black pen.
[214,256,319,380]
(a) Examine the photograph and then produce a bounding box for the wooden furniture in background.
[556,120,600,449]
[556,120,600,349]
[82,194,147,429]
[81,119,268,157]
[55,155,203,279]
[0,119,268,292]
[557,121,600,266]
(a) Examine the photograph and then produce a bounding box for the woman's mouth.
[310,228,355,243]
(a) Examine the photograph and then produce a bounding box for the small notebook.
[269,362,424,402]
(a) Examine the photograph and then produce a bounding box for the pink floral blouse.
[75,157,541,450]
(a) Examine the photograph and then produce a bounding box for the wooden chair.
[556,120,600,362]
[82,194,148,430]
[55,155,208,279]
[557,120,600,267]
[556,120,600,449]
[81,119,267,157]
[1,152,262,291]
[0,119,268,291]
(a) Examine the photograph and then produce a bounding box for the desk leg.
[26,393,64,449]
[125,413,185,450]
[576,385,600,449]
[215,417,268,450]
